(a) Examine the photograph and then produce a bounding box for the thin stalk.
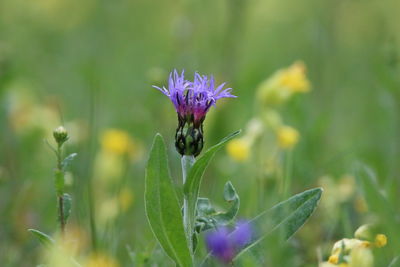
[181,155,195,253]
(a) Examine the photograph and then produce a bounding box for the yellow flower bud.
[276,126,299,149]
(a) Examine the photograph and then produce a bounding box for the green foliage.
[145,134,192,266]
[183,131,240,250]
[63,193,72,223]
[201,187,322,264]
[61,153,78,171]
[195,181,240,234]
[234,188,323,260]
[28,229,54,247]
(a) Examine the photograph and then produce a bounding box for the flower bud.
[53,126,69,145]
[175,116,204,157]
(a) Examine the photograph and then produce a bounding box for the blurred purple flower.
[206,221,252,264]
[153,70,236,124]
[231,220,252,247]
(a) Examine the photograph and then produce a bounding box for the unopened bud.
[53,126,69,145]
[175,115,204,157]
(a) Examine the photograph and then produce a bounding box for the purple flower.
[205,221,252,264]
[153,70,236,124]
[153,70,236,157]
[205,227,235,263]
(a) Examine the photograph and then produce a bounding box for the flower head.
[205,221,252,263]
[154,70,236,156]
[154,70,235,123]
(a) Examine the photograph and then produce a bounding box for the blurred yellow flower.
[354,195,368,213]
[276,125,299,149]
[374,234,387,248]
[337,175,356,202]
[328,254,339,264]
[278,61,310,93]
[332,238,370,255]
[227,138,251,162]
[118,188,134,212]
[256,61,311,106]
[354,224,373,241]
[349,247,373,267]
[85,253,120,267]
[101,129,133,156]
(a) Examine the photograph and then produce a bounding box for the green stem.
[56,144,66,235]
[181,155,195,254]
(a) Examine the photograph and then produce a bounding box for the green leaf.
[28,229,54,247]
[183,131,240,251]
[63,193,72,222]
[62,153,78,171]
[213,181,240,225]
[234,187,322,260]
[195,181,240,234]
[145,134,192,267]
[201,188,322,265]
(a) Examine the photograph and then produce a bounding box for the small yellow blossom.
[278,61,310,93]
[85,253,120,267]
[226,138,251,162]
[276,125,299,149]
[374,234,387,248]
[101,129,134,156]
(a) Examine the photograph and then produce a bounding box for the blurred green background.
[1,0,399,266]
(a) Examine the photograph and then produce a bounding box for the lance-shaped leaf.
[201,187,322,265]
[234,187,322,260]
[145,134,192,266]
[183,131,240,251]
